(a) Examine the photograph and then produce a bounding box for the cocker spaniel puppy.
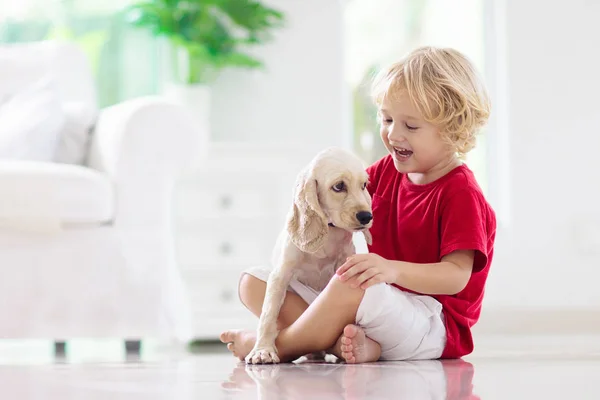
[246,147,373,364]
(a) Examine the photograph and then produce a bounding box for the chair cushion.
[0,161,114,226]
[0,75,65,161]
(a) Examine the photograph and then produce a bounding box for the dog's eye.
[362,182,367,190]
[332,182,346,192]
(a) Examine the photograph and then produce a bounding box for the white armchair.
[0,41,198,352]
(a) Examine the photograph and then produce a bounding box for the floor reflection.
[221,358,477,400]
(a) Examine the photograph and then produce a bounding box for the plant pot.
[163,82,211,153]
[169,43,219,85]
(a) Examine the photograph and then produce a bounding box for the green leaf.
[220,51,263,69]
[217,0,284,33]
[123,0,285,81]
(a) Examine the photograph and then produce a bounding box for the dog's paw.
[245,345,280,364]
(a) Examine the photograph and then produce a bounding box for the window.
[344,0,488,194]
[0,0,159,108]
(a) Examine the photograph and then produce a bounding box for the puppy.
[245,147,373,364]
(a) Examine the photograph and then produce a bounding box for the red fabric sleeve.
[439,188,488,273]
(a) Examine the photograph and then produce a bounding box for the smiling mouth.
[393,147,413,158]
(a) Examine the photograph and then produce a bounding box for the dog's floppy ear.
[286,167,328,253]
[362,229,372,246]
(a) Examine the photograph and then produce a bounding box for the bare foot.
[220,330,257,361]
[331,325,381,363]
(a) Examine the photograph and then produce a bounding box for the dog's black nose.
[356,211,373,225]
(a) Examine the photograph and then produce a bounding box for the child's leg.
[351,283,446,361]
[238,273,309,330]
[237,272,380,363]
[220,275,382,363]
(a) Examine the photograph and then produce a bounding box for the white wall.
[483,0,600,309]
[210,0,348,150]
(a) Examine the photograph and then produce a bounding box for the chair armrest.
[87,96,201,230]
[88,96,199,180]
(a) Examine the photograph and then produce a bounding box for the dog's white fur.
[245,147,373,364]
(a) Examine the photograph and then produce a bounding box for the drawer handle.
[220,289,234,302]
[219,195,232,209]
[220,242,233,255]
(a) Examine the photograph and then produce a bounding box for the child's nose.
[388,126,405,142]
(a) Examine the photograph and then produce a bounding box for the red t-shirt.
[366,155,496,359]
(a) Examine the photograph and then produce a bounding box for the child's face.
[378,92,457,181]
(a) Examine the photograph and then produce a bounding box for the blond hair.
[371,46,491,158]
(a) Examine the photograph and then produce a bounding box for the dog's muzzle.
[356,211,373,225]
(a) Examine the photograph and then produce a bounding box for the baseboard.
[473,307,600,335]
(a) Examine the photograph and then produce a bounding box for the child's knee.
[325,274,367,304]
[327,274,354,292]
[238,273,266,307]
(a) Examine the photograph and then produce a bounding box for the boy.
[221,46,495,362]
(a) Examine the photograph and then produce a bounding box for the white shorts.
[243,266,447,361]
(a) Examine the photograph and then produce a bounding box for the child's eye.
[405,123,418,130]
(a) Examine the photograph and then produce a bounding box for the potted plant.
[124,0,285,145]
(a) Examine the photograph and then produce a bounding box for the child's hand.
[336,254,398,289]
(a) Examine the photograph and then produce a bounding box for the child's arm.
[340,186,489,295]
[391,250,474,295]
[336,250,474,295]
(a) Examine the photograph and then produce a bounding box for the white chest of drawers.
[173,143,318,339]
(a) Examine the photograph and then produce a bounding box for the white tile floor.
[2,335,600,399]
